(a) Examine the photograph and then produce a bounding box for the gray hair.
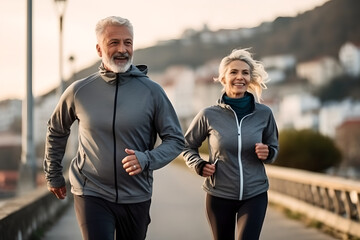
[214,48,269,102]
[95,16,133,42]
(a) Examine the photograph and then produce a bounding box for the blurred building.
[296,56,343,86]
[0,133,21,197]
[278,93,320,130]
[339,41,360,77]
[335,118,360,177]
[261,54,296,84]
[0,99,21,132]
[34,91,58,145]
[319,99,360,138]
[193,60,222,113]
[157,65,195,130]
[156,61,222,131]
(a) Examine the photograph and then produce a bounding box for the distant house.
[319,99,360,138]
[194,59,222,113]
[339,41,360,77]
[278,94,320,130]
[261,54,296,83]
[157,62,222,130]
[155,65,195,129]
[296,56,343,86]
[261,54,296,71]
[335,118,360,169]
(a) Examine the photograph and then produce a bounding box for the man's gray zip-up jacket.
[44,64,184,204]
[183,92,278,201]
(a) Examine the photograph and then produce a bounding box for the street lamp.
[54,0,67,97]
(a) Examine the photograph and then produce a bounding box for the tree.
[274,129,342,172]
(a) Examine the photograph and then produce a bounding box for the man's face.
[96,25,133,73]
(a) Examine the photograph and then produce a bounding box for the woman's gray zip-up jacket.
[44,64,184,204]
[183,92,278,201]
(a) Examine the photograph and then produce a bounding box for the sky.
[0,0,329,101]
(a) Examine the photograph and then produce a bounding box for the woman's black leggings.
[206,192,268,240]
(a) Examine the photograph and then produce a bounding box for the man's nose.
[117,43,127,53]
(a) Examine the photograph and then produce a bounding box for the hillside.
[64,0,360,92]
[132,0,360,72]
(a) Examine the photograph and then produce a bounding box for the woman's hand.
[255,143,269,160]
[202,163,216,177]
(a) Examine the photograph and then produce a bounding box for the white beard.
[103,54,133,73]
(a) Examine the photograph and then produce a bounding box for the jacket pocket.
[76,148,87,171]
[209,158,219,188]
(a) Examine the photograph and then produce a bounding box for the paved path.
[44,162,336,240]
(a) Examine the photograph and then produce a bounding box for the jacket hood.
[99,63,148,84]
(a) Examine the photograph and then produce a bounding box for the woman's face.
[222,60,251,98]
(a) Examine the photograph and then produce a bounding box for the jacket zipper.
[112,75,119,202]
[232,111,244,200]
[228,106,253,200]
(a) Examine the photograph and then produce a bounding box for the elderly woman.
[183,48,279,240]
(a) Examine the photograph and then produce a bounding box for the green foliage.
[315,75,360,102]
[274,129,342,172]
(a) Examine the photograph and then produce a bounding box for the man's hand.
[48,186,67,199]
[122,148,142,176]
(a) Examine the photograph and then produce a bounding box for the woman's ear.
[220,77,226,85]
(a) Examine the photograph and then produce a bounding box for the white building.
[193,60,222,114]
[156,62,222,130]
[319,99,360,138]
[296,56,343,86]
[261,54,296,84]
[339,41,360,77]
[278,94,320,130]
[156,65,195,129]
[261,54,296,71]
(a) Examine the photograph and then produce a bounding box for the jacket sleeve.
[134,87,184,171]
[43,87,77,188]
[262,110,279,164]
[182,109,209,172]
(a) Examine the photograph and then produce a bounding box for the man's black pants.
[74,195,151,240]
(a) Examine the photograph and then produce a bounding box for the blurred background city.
[0,0,360,239]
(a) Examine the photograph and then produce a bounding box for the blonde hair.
[214,48,269,102]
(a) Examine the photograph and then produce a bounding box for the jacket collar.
[98,63,148,84]
[217,91,256,112]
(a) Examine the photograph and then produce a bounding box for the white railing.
[266,165,360,238]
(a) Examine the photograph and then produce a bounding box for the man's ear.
[96,44,102,57]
